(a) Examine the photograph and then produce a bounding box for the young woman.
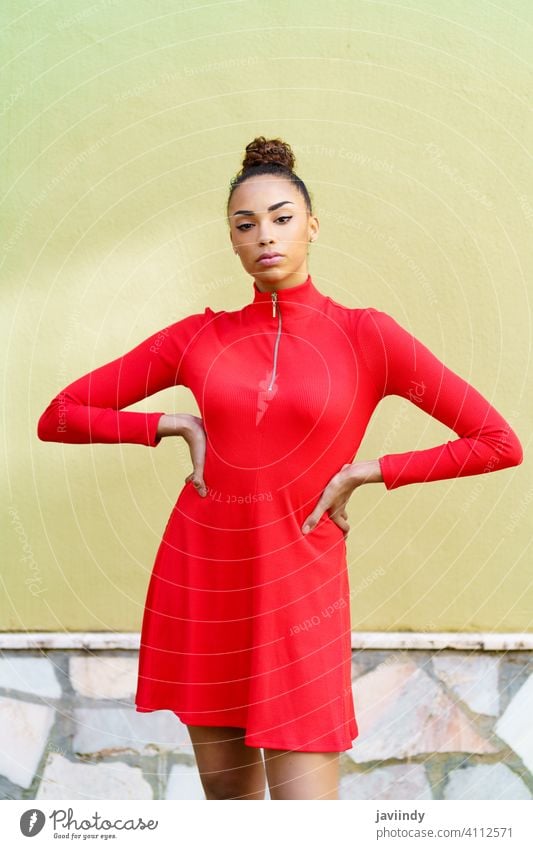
[37,135,523,801]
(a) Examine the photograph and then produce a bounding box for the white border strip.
[0,632,531,650]
[351,632,533,651]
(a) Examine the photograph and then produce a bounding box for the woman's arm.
[355,307,523,490]
[37,311,210,447]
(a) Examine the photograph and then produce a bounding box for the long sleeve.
[37,310,211,447]
[356,307,524,490]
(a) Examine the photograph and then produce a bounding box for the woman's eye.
[236,215,292,232]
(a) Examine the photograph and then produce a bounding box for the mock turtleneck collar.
[251,274,325,310]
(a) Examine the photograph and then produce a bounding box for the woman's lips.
[258,255,283,266]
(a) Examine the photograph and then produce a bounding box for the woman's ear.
[308,216,319,243]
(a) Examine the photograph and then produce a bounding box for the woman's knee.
[263,748,339,800]
[186,725,266,800]
[202,771,262,800]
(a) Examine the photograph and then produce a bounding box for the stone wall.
[0,649,531,800]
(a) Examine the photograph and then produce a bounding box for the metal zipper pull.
[271,291,277,318]
[267,298,282,392]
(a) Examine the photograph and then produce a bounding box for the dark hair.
[227,135,313,219]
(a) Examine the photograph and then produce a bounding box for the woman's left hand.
[301,463,356,537]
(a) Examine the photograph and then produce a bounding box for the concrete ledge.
[0,632,532,650]
[351,632,533,651]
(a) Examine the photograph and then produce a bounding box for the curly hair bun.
[242,136,295,172]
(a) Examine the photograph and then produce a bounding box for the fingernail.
[302,525,309,534]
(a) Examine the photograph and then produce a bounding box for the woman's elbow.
[37,411,55,441]
[502,427,524,469]
[509,435,524,468]
[483,424,524,473]
[37,399,65,442]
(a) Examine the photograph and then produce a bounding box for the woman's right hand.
[157,413,208,497]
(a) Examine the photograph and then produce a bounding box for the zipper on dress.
[267,292,282,392]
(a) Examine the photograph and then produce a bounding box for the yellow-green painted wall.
[3,0,531,632]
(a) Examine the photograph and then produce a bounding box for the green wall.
[3,0,531,631]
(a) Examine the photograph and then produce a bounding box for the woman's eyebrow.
[232,201,295,217]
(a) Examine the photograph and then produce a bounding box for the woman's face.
[228,175,319,290]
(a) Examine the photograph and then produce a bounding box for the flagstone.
[494,674,533,773]
[165,763,207,800]
[443,763,531,800]
[69,656,137,699]
[36,753,152,799]
[73,707,192,756]
[0,657,62,699]
[0,696,55,789]
[432,653,499,716]
[340,763,432,800]
[347,659,497,763]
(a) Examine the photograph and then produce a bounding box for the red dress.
[37,274,523,752]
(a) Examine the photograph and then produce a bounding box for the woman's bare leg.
[263,748,339,800]
[187,725,266,799]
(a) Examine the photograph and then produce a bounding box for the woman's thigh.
[186,724,266,800]
[263,747,340,800]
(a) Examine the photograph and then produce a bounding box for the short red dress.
[37,274,523,752]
